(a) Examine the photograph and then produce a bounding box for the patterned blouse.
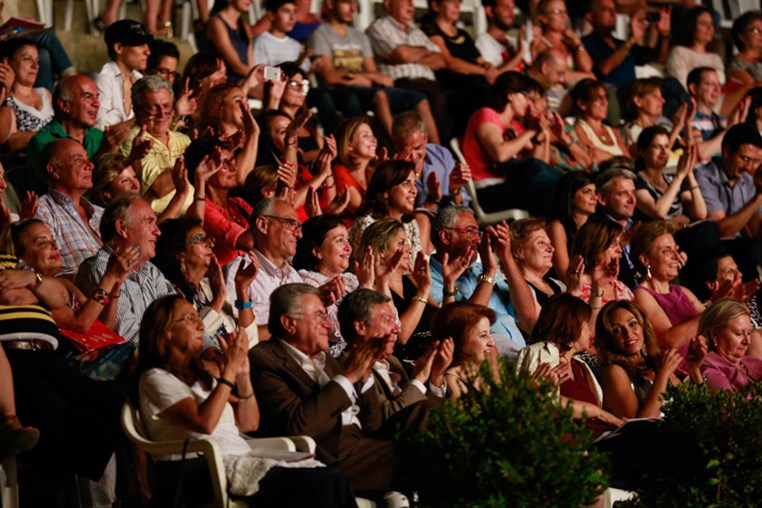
[4,88,53,133]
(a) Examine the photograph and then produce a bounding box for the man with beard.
[475,0,525,73]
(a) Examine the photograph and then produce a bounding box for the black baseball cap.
[105,19,153,47]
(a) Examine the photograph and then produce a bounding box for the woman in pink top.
[462,71,562,217]
[630,221,705,351]
[698,299,762,392]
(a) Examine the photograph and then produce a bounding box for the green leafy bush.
[617,382,762,508]
[398,359,608,508]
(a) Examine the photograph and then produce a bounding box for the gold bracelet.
[412,296,428,305]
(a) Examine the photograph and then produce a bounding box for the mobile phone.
[645,11,659,23]
[263,66,280,81]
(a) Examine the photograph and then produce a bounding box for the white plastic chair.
[121,401,314,508]
[121,402,401,507]
[449,138,530,226]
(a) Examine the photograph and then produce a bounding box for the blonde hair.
[698,299,750,350]
[358,218,405,258]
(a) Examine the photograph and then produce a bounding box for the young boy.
[253,0,309,71]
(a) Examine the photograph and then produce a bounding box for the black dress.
[391,277,437,363]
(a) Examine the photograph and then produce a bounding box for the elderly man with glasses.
[428,206,536,360]
[225,197,345,341]
[250,283,399,495]
[119,75,192,214]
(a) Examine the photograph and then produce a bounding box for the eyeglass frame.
[186,233,216,246]
[287,78,310,95]
[263,215,302,232]
[442,226,483,238]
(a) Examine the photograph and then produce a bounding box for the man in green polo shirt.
[26,74,129,194]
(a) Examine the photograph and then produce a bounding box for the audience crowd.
[1,0,762,506]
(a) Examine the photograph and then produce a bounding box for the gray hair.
[131,75,174,110]
[391,111,427,140]
[337,289,392,343]
[431,206,473,246]
[249,197,278,228]
[595,168,637,196]
[100,194,144,243]
[53,74,91,116]
[53,75,76,110]
[268,283,320,338]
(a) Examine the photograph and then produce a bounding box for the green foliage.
[398,359,609,508]
[618,382,762,508]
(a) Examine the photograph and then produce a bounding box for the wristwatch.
[477,274,495,285]
[32,271,44,288]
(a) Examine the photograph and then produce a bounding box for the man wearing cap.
[93,19,152,129]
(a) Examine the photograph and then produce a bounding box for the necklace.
[737,360,752,379]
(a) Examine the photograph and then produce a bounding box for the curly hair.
[510,217,547,259]
[199,83,242,133]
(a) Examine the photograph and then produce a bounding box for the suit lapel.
[271,338,322,391]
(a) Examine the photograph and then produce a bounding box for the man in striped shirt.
[366,0,450,139]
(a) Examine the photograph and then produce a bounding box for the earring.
[645,263,652,280]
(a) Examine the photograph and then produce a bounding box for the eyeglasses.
[739,155,762,167]
[263,215,302,232]
[748,27,762,34]
[547,8,567,15]
[186,233,215,246]
[141,102,173,117]
[443,226,482,238]
[218,158,235,171]
[287,79,310,95]
[304,310,330,322]
[175,314,202,324]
